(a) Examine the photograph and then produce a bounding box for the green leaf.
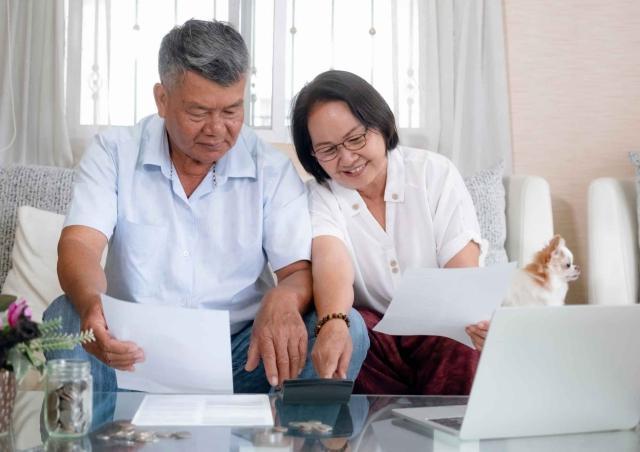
[39,329,96,351]
[38,317,63,335]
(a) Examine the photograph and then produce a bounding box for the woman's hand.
[311,319,353,379]
[465,320,489,351]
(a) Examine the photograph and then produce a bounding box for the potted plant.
[0,295,95,436]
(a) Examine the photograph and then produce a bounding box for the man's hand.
[244,288,308,387]
[80,297,144,371]
[311,319,352,379]
[465,320,489,351]
[58,225,143,370]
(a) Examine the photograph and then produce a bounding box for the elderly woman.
[292,70,488,395]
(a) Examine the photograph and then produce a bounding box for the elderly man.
[44,19,368,393]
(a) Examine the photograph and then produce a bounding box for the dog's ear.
[549,235,565,257]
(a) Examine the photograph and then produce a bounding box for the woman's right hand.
[311,319,353,379]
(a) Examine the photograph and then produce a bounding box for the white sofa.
[1,161,553,449]
[503,175,554,267]
[588,178,638,305]
[0,163,555,314]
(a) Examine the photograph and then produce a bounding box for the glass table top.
[7,391,640,451]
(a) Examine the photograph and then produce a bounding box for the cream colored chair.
[588,178,638,305]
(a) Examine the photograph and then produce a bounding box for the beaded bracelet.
[314,312,350,337]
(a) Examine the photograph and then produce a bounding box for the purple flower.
[7,298,32,328]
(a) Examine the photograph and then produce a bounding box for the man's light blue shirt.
[65,114,311,333]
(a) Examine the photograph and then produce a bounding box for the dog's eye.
[566,263,571,268]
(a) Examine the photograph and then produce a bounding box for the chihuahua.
[503,235,580,307]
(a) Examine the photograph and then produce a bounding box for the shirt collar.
[383,147,405,203]
[328,147,406,217]
[139,115,172,179]
[138,116,257,184]
[328,179,364,217]
[214,125,257,186]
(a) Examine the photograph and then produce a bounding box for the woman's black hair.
[290,70,399,183]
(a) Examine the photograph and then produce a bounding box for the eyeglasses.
[311,129,368,162]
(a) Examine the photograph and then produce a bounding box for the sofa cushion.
[0,165,74,288]
[463,161,508,265]
[2,206,66,322]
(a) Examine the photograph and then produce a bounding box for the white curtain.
[400,0,512,176]
[0,0,73,167]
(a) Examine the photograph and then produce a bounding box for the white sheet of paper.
[373,262,517,347]
[132,394,273,427]
[101,295,233,393]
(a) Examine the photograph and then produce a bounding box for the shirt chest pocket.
[115,220,169,298]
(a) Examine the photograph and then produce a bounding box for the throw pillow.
[463,161,508,266]
[2,206,66,322]
[629,152,640,250]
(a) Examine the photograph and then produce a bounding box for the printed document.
[102,295,233,393]
[132,394,273,426]
[373,263,516,347]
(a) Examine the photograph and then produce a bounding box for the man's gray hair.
[158,19,249,88]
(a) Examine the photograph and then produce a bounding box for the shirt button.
[183,250,190,257]
[390,260,398,267]
[392,193,399,200]
[352,203,359,210]
[392,267,399,274]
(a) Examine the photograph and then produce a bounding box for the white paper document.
[132,394,273,426]
[101,295,233,393]
[373,262,517,347]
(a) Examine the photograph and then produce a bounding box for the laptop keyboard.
[431,417,464,431]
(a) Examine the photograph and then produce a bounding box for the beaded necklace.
[169,161,217,188]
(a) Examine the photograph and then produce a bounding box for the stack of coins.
[94,420,192,446]
[46,381,91,435]
[288,420,333,435]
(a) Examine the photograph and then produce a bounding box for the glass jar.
[45,359,93,437]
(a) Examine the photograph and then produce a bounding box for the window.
[67,0,231,128]
[67,0,422,144]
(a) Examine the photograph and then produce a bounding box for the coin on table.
[313,423,333,434]
[171,431,192,439]
[134,431,158,443]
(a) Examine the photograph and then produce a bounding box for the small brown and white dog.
[503,235,580,307]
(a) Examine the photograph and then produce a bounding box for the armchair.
[587,178,638,305]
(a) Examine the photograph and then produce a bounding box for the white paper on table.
[101,294,233,393]
[373,262,517,347]
[132,394,273,427]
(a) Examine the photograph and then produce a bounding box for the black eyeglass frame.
[311,128,369,162]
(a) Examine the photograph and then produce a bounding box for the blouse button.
[391,193,399,200]
[390,260,398,267]
[352,203,360,210]
[392,267,399,274]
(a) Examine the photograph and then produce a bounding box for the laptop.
[392,305,640,440]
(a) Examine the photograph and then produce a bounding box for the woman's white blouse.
[308,146,484,314]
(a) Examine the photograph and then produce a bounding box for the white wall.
[504,0,640,303]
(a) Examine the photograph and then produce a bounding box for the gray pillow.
[463,161,508,265]
[0,165,74,289]
[629,152,640,248]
